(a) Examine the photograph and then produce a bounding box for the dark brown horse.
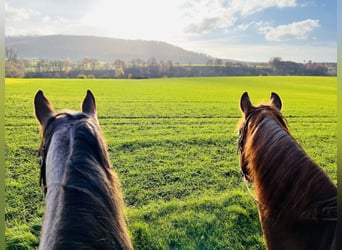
[34,90,133,249]
[238,92,337,250]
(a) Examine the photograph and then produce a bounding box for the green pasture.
[5,77,336,249]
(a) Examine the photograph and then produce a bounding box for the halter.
[38,112,90,195]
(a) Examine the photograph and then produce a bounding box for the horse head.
[238,92,283,182]
[34,90,133,249]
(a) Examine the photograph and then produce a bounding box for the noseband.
[38,112,90,195]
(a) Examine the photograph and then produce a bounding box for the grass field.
[5,76,337,249]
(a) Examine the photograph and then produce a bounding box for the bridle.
[237,108,272,205]
[38,112,90,195]
[238,107,271,182]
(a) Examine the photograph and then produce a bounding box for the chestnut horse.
[238,92,336,250]
[34,90,133,249]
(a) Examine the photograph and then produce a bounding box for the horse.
[34,90,133,249]
[237,92,337,250]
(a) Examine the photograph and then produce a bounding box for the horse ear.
[270,92,282,110]
[240,92,252,114]
[34,90,55,126]
[82,90,97,118]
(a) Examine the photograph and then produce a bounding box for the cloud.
[261,19,320,41]
[5,3,40,21]
[183,0,298,34]
[182,1,236,34]
[232,0,297,16]
[184,18,221,33]
[5,5,73,37]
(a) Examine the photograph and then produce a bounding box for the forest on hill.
[5,35,336,78]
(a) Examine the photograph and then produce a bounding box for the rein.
[241,172,260,205]
[38,112,90,195]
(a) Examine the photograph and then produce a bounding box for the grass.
[5,76,336,249]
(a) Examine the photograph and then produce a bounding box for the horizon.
[5,0,337,63]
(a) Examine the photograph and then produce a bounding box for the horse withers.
[34,90,133,249]
[238,92,337,250]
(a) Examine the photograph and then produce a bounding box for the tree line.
[5,48,336,78]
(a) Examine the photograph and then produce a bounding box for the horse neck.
[246,116,336,219]
[40,122,133,249]
[246,116,337,249]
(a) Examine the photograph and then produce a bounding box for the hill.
[5,35,214,64]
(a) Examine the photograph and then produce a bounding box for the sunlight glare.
[82,0,185,41]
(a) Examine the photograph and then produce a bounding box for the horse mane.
[242,106,337,223]
[52,114,132,249]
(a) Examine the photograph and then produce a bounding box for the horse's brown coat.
[238,92,337,250]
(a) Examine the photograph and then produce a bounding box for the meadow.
[5,76,337,249]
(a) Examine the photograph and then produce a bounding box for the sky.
[5,0,337,62]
